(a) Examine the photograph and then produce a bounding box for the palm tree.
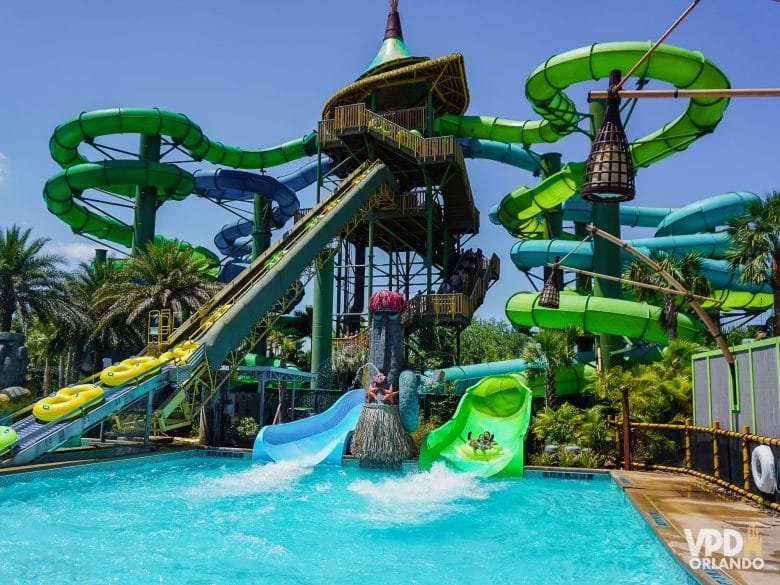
[521,325,582,408]
[622,251,712,342]
[93,240,221,340]
[0,225,66,332]
[69,258,140,375]
[725,192,780,335]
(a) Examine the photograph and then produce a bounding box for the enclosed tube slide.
[505,291,701,345]
[44,107,317,254]
[201,159,333,281]
[436,42,729,235]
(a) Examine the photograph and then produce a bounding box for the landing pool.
[0,452,692,584]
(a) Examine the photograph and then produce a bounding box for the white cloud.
[49,241,103,264]
[0,152,8,182]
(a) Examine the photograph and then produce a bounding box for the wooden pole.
[547,262,722,304]
[621,385,632,471]
[585,224,735,368]
[712,421,720,479]
[684,417,692,469]
[742,425,751,491]
[590,88,780,101]
[613,0,701,92]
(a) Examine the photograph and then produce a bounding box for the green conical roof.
[365,37,413,74]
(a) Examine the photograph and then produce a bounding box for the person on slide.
[468,431,495,452]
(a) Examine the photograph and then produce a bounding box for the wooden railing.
[319,103,462,166]
[405,293,469,322]
[376,107,427,133]
[332,330,369,352]
[402,253,500,326]
[607,418,780,512]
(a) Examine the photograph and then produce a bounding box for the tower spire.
[384,0,403,40]
[364,0,412,75]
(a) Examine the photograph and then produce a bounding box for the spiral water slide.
[441,42,771,337]
[43,108,318,277]
[420,43,744,476]
[198,159,332,281]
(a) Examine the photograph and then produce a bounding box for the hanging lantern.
[581,70,635,202]
[538,257,561,309]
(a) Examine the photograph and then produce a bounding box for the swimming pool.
[0,452,692,584]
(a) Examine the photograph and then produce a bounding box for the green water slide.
[435,42,729,235]
[44,108,317,253]
[419,374,533,478]
[506,291,701,345]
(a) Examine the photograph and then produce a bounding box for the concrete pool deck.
[614,470,780,585]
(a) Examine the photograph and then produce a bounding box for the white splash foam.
[346,462,504,524]
[314,482,332,493]
[185,460,313,498]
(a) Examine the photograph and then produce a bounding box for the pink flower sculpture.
[368,290,407,314]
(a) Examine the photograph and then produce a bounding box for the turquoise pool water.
[0,453,691,584]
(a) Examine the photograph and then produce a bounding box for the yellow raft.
[458,441,504,461]
[159,341,199,365]
[33,384,104,422]
[200,305,231,330]
[0,425,17,452]
[100,356,162,387]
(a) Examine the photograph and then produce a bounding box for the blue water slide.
[510,236,767,296]
[253,389,365,466]
[278,158,332,192]
[198,159,333,281]
[459,138,543,174]
[562,196,675,228]
[655,192,760,237]
[194,169,299,227]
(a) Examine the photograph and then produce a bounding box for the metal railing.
[608,417,780,512]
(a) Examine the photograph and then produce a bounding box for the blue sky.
[1,0,779,322]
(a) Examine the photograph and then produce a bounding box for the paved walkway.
[614,470,780,585]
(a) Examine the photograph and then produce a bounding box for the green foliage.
[267,329,305,367]
[521,325,582,407]
[234,417,259,438]
[0,225,70,332]
[724,325,767,346]
[528,342,699,468]
[725,192,780,334]
[531,403,584,445]
[622,250,712,342]
[409,414,441,451]
[459,318,528,364]
[332,344,367,375]
[93,239,221,334]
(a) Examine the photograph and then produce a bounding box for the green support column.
[589,99,623,371]
[311,256,334,389]
[250,194,272,359]
[425,187,434,293]
[426,89,434,137]
[310,140,332,387]
[541,153,563,286]
[367,208,375,307]
[252,195,272,260]
[132,134,161,253]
